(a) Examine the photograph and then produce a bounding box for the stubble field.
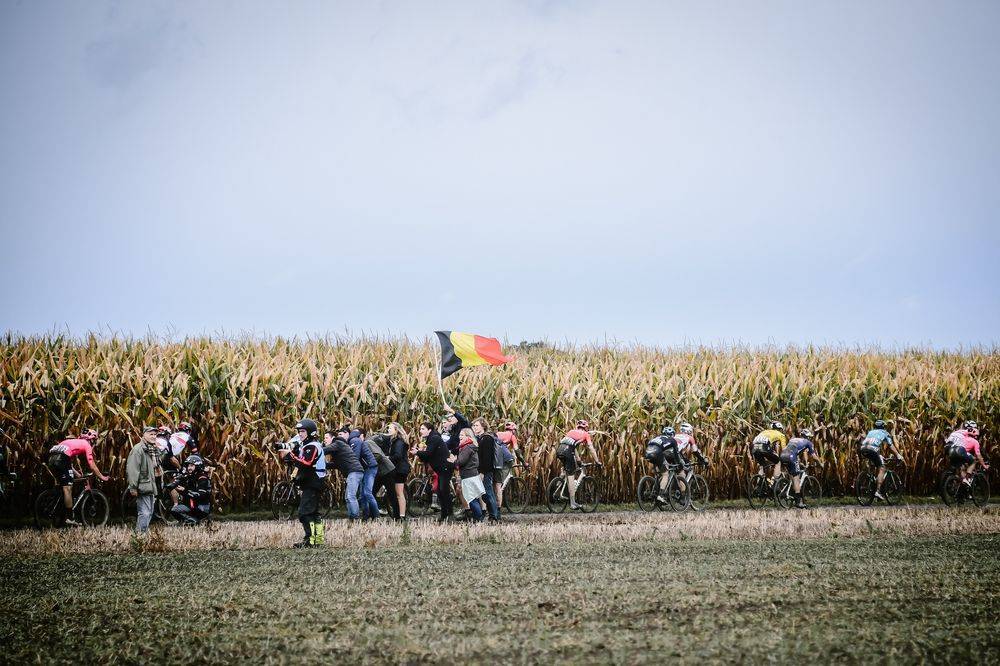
[2,506,998,664]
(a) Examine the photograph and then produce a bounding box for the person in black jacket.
[444,411,470,455]
[279,418,327,547]
[168,455,212,525]
[324,428,365,520]
[472,418,501,521]
[416,421,455,522]
[383,422,411,520]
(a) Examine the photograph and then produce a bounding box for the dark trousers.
[437,468,453,521]
[481,471,500,519]
[375,475,398,518]
[298,482,321,539]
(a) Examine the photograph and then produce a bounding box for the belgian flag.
[435,331,513,379]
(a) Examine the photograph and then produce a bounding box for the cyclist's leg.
[565,458,580,506]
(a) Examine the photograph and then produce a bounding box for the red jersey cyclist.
[47,429,110,525]
[556,420,602,511]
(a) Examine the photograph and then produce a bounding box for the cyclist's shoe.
[655,494,668,504]
[794,499,806,509]
[962,478,972,486]
[570,504,583,511]
[874,491,886,501]
[65,517,82,526]
[431,499,441,510]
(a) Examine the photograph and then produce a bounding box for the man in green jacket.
[127,426,162,534]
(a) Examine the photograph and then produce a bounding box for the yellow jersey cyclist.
[751,421,787,484]
[556,420,602,511]
[779,428,824,508]
[858,419,904,501]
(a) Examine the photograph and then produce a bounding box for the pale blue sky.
[1,1,998,348]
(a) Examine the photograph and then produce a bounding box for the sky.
[1,0,998,349]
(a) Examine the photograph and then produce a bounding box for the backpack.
[491,435,505,471]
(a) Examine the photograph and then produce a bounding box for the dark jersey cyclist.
[645,426,682,502]
[169,455,212,525]
[557,420,601,511]
[779,428,823,508]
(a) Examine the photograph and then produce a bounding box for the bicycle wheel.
[577,477,600,513]
[319,484,336,518]
[942,475,962,507]
[774,477,793,509]
[120,489,137,524]
[883,471,903,506]
[407,478,432,517]
[666,475,689,512]
[746,475,769,509]
[546,477,568,513]
[79,490,110,527]
[856,472,876,506]
[503,476,528,514]
[971,475,990,507]
[802,477,822,506]
[688,475,709,511]
[34,489,65,529]
[270,481,298,520]
[636,476,658,512]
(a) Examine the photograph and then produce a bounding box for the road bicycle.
[546,462,601,513]
[774,462,822,509]
[498,463,529,514]
[671,460,710,511]
[270,475,336,520]
[406,471,436,517]
[636,464,669,512]
[940,459,990,508]
[855,456,904,506]
[34,473,111,528]
[746,471,776,510]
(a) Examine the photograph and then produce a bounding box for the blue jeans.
[468,496,484,521]
[481,472,500,520]
[345,471,363,519]
[361,467,380,519]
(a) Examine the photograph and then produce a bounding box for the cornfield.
[1,334,996,509]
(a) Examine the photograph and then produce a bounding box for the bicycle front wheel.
[802,476,822,506]
[270,481,298,520]
[636,476,658,512]
[688,475,709,511]
[546,477,568,514]
[856,472,876,506]
[34,489,65,529]
[971,475,990,507]
[503,476,528,514]
[666,475,689,512]
[774,477,793,509]
[883,471,903,506]
[80,490,110,527]
[577,477,600,513]
[407,478,432,517]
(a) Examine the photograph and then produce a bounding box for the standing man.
[349,428,380,520]
[126,426,162,534]
[325,427,364,521]
[279,419,327,547]
[471,418,501,521]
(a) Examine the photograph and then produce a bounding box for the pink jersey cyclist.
[47,431,108,486]
[50,439,96,466]
[565,429,592,446]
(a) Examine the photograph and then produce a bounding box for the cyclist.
[495,421,519,507]
[643,426,677,503]
[556,420,602,511]
[155,426,176,470]
[858,419,903,501]
[675,422,709,469]
[948,422,988,485]
[750,421,787,485]
[779,427,823,509]
[165,422,198,505]
[47,428,110,525]
[169,455,212,525]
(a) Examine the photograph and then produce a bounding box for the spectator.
[472,418,501,521]
[416,421,454,522]
[455,428,486,522]
[126,426,162,534]
[366,432,396,519]
[385,422,411,520]
[325,427,364,520]
[169,455,212,525]
[444,410,470,455]
[349,428,380,520]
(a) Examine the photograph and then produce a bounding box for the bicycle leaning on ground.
[774,463,822,509]
[856,456,904,506]
[546,462,602,513]
[34,472,111,528]
[940,458,990,508]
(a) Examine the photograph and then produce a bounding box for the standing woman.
[416,422,454,522]
[455,428,486,522]
[387,422,411,520]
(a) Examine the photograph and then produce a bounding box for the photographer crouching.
[276,418,327,548]
[168,455,212,525]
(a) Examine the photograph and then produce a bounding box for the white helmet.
[680,422,694,435]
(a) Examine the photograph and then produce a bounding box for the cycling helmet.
[962,420,978,431]
[799,427,814,438]
[576,419,590,431]
[662,426,675,437]
[177,421,193,432]
[874,419,886,430]
[80,428,98,442]
[294,419,318,437]
[769,421,785,432]
[504,421,518,432]
[680,422,694,435]
[183,454,205,468]
[156,425,172,437]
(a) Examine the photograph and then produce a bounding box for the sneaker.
[874,491,886,501]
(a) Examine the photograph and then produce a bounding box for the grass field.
[2,508,998,663]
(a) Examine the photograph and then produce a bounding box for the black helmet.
[874,419,886,430]
[962,420,978,431]
[294,419,318,438]
[183,454,204,468]
[799,427,814,438]
[662,426,675,437]
[769,421,784,432]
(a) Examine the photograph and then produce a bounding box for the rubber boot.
[311,520,325,546]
